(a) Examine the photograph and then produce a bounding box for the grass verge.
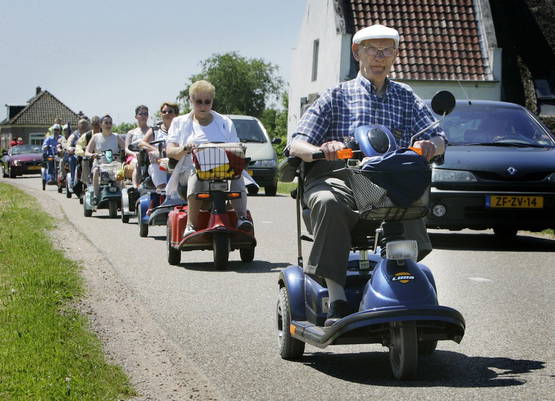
[277,181,297,195]
[0,183,135,400]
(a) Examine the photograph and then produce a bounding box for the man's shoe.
[237,216,253,231]
[324,300,352,327]
[183,225,196,237]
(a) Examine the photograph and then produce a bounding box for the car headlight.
[252,159,276,168]
[432,169,477,182]
[12,160,20,166]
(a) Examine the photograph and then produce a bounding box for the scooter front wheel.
[108,200,118,218]
[388,322,418,380]
[213,233,229,270]
[42,178,46,191]
[167,223,181,266]
[277,286,305,359]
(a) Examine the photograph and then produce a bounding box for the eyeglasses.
[161,109,175,115]
[194,98,212,106]
[137,112,149,116]
[360,45,397,57]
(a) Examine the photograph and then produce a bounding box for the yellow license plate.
[486,195,543,208]
[28,165,42,170]
[247,170,253,176]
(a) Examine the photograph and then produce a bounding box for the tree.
[112,122,135,135]
[259,92,288,158]
[178,52,283,118]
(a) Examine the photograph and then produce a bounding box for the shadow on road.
[301,350,544,387]
[177,260,289,273]
[429,232,555,252]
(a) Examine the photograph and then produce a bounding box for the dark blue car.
[427,100,555,239]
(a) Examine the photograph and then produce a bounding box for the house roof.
[347,0,490,81]
[3,90,80,127]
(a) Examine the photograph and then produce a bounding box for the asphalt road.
[6,175,555,401]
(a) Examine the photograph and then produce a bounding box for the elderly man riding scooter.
[288,24,447,326]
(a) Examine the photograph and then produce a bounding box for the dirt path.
[14,181,219,401]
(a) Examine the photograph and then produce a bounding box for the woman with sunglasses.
[166,80,252,235]
[139,101,180,189]
[125,105,150,188]
[85,115,125,204]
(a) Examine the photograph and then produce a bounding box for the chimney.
[36,86,42,95]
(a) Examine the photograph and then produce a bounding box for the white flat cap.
[352,24,400,47]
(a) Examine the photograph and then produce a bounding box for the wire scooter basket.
[192,143,246,180]
[349,169,429,221]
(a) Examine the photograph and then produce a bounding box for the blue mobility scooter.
[83,150,123,218]
[41,144,58,190]
[276,92,465,380]
[120,141,153,225]
[134,140,179,237]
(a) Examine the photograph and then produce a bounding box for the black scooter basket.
[349,170,429,221]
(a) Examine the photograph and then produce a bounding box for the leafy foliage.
[112,122,135,136]
[178,52,284,118]
[259,92,289,158]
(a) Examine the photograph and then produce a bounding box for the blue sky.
[0,0,306,125]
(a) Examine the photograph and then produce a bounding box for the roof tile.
[348,0,491,81]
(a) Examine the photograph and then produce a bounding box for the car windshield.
[434,104,555,147]
[11,144,42,155]
[232,119,267,143]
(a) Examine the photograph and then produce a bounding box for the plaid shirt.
[291,73,444,148]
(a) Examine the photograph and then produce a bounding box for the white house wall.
[288,0,348,137]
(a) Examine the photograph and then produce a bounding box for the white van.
[227,115,281,196]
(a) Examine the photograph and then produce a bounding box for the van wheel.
[265,185,277,196]
[247,185,259,195]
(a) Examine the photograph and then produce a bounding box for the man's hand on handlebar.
[319,141,346,161]
[412,140,436,161]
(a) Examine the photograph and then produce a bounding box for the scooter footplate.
[291,305,465,348]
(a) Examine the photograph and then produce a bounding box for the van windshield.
[232,119,267,143]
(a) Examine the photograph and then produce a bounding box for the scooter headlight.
[386,240,418,261]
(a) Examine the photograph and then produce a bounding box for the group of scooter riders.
[39,24,447,329]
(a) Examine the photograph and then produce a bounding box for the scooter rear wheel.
[65,182,72,198]
[42,178,46,191]
[277,286,305,359]
[239,247,255,263]
[213,233,229,270]
[388,322,418,380]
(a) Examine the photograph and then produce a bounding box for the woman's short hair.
[160,101,180,114]
[189,80,215,99]
[91,115,101,125]
[101,114,112,123]
[135,105,149,115]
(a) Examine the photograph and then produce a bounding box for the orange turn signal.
[197,193,211,199]
[227,192,241,199]
[408,146,423,156]
[289,324,296,335]
[337,148,354,159]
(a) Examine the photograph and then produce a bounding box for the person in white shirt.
[166,80,252,235]
[139,101,180,189]
[125,105,150,188]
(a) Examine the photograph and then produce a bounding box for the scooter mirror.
[431,91,455,116]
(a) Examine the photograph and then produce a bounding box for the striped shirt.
[291,73,444,148]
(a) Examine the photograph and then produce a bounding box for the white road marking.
[469,277,493,283]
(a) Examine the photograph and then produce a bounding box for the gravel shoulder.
[14,181,219,401]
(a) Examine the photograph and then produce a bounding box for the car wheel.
[9,166,16,178]
[265,185,277,196]
[247,185,259,196]
[493,227,518,240]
